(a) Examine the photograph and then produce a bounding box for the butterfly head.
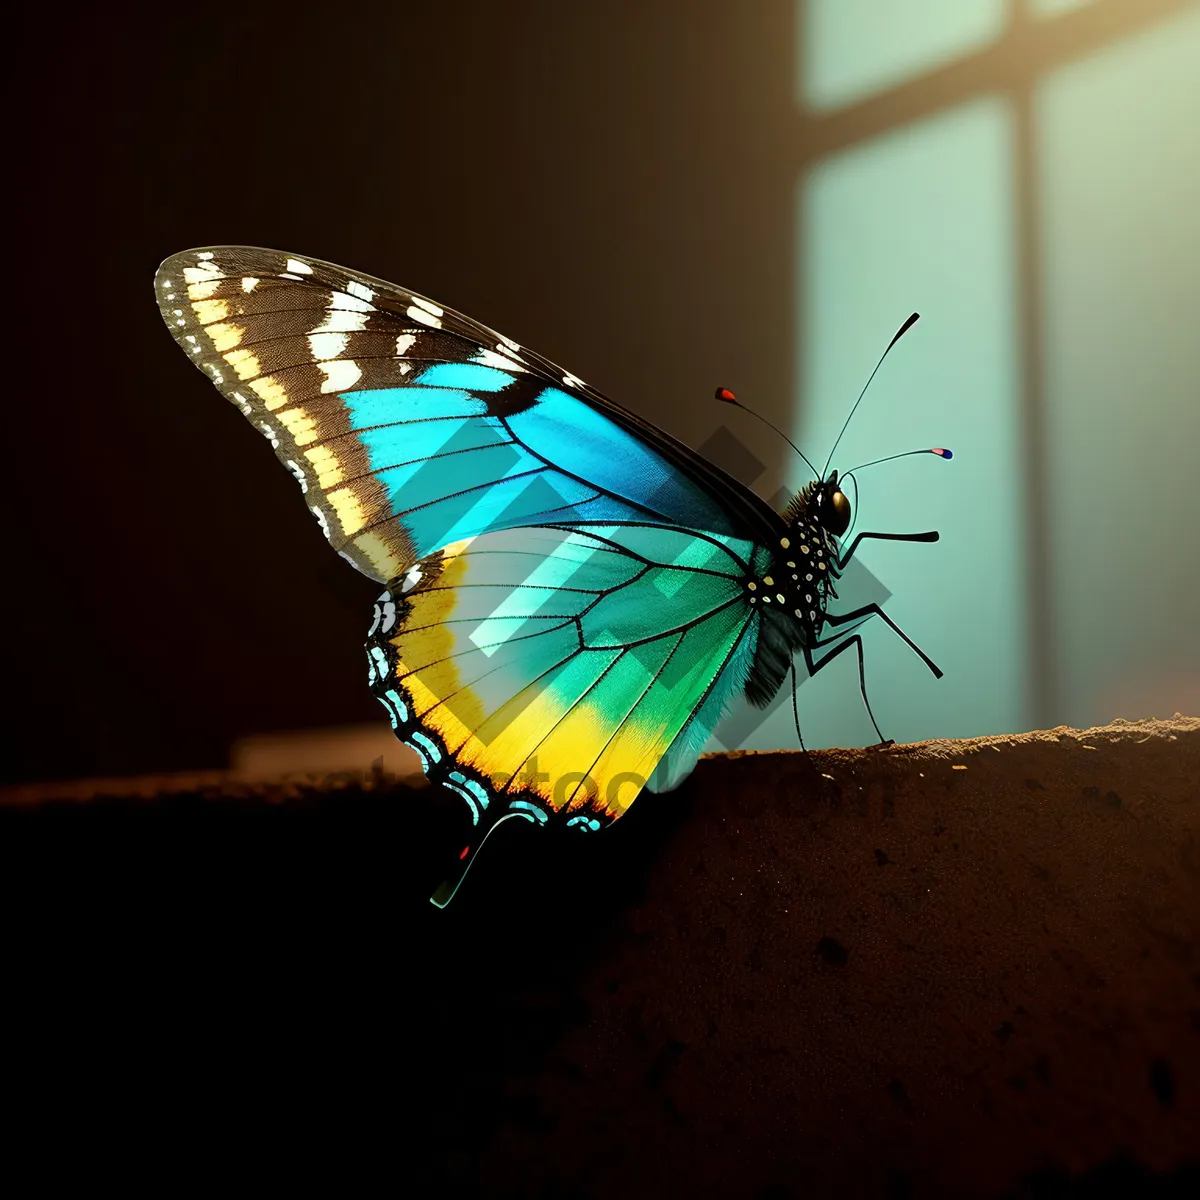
[813,469,852,537]
[780,471,850,553]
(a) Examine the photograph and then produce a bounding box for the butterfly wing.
[156,246,784,903]
[155,246,782,581]
[364,521,763,904]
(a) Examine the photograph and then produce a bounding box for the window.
[720,0,1199,752]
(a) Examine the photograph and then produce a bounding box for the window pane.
[800,0,1008,111]
[787,96,1025,750]
[1038,7,1200,726]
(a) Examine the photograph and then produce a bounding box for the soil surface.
[3,717,1197,1197]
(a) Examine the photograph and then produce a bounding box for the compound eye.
[827,489,851,536]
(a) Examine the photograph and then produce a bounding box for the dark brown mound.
[3,717,1197,1197]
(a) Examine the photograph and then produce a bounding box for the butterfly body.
[156,246,945,905]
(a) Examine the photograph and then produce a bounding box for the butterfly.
[155,247,950,906]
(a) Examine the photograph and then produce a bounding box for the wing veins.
[565,629,692,808]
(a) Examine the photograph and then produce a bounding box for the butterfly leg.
[835,530,939,572]
[820,604,943,679]
[800,634,889,746]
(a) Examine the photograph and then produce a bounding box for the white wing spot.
[280,273,303,281]
[563,372,587,389]
[410,295,443,317]
[285,258,314,275]
[346,280,374,302]
[311,507,332,540]
[313,308,368,334]
[379,598,397,633]
[395,333,416,356]
[308,331,349,360]
[474,347,525,373]
[336,292,375,314]
[259,423,280,448]
[407,304,442,329]
[318,359,362,393]
[242,277,259,293]
[286,460,308,492]
[401,565,423,593]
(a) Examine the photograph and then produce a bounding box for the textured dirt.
[477,716,1200,1197]
[3,716,1197,1197]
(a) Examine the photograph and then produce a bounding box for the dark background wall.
[4,1,797,785]
[6,0,1197,788]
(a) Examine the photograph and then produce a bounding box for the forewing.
[155,246,780,581]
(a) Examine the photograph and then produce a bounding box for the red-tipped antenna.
[714,386,820,479]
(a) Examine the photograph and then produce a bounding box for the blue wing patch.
[154,247,775,582]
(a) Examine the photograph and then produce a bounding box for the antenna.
[841,446,953,475]
[715,387,821,480]
[821,312,920,479]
